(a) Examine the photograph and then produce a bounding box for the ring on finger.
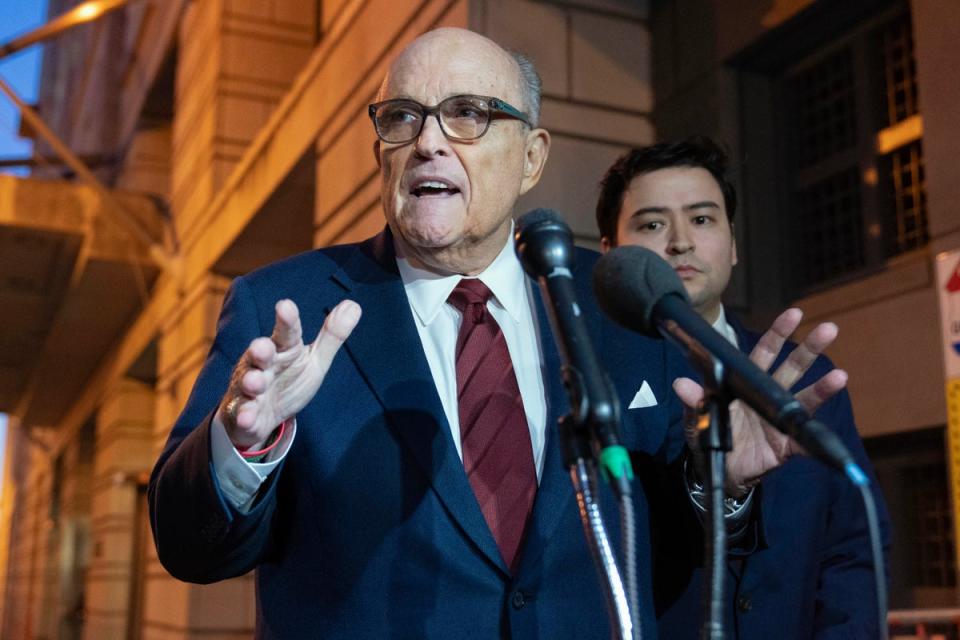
[224,395,242,422]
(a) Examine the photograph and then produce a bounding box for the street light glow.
[75,4,102,22]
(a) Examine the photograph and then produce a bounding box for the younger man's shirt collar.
[712,304,739,348]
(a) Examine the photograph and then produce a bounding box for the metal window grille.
[797,167,865,287]
[784,4,927,291]
[879,12,919,128]
[791,47,858,169]
[883,140,928,258]
[905,462,956,588]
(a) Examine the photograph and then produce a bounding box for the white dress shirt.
[397,235,548,480]
[212,234,549,511]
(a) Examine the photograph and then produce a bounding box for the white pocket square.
[628,380,658,409]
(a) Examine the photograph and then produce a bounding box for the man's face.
[603,167,737,323]
[375,29,549,275]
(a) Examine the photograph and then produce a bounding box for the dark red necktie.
[448,278,537,571]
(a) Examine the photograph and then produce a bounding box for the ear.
[372,140,382,168]
[519,127,551,195]
[600,236,612,254]
[730,226,738,267]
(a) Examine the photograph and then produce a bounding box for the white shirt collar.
[396,231,529,327]
[712,304,739,348]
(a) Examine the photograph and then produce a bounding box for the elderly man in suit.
[150,29,851,639]
[597,136,891,639]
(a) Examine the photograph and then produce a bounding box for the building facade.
[0,1,652,638]
[1,0,959,637]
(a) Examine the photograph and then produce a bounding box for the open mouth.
[410,179,461,197]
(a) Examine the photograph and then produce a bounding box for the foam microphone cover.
[592,245,690,337]
[516,207,567,233]
[514,208,573,277]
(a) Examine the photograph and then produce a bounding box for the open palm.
[675,308,848,496]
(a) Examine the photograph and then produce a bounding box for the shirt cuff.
[210,414,297,512]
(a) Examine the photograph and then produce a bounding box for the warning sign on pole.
[938,250,960,378]
[935,248,960,587]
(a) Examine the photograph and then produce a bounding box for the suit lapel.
[727,311,758,353]
[330,231,508,575]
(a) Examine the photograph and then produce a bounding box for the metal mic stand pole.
[695,361,732,640]
[558,414,635,640]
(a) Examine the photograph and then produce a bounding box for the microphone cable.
[846,466,888,640]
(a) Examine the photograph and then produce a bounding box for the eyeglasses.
[368,94,532,144]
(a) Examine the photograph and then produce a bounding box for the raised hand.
[217,298,362,450]
[674,308,848,496]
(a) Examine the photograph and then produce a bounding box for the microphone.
[592,245,856,473]
[514,209,632,491]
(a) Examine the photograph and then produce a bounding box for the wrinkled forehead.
[380,31,522,105]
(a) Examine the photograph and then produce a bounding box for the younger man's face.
[602,167,736,323]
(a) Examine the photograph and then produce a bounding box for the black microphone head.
[592,245,690,336]
[514,208,574,278]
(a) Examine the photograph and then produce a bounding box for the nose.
[413,114,451,158]
[666,221,694,255]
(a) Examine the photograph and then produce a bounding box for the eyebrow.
[628,201,721,217]
[684,201,721,212]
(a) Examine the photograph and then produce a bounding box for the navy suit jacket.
[149,229,689,639]
[655,314,892,639]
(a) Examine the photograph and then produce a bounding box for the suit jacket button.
[737,595,752,613]
[511,591,526,609]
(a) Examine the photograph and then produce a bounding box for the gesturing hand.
[217,298,362,449]
[674,308,848,496]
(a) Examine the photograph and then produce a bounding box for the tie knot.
[448,278,493,323]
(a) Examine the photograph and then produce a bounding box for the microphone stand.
[512,210,637,638]
[558,411,635,640]
[690,354,732,640]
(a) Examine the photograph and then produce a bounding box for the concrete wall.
[912,0,960,255]
[172,0,316,244]
[0,438,55,638]
[481,0,654,244]
[84,380,155,640]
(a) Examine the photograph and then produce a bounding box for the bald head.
[380,28,540,126]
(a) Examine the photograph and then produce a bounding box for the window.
[781,4,927,292]
[791,49,858,169]
[866,426,956,608]
[796,168,865,285]
[878,11,919,128]
[907,461,955,589]
[883,141,927,257]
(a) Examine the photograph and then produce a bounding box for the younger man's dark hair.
[595,136,737,244]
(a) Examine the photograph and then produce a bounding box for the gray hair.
[510,51,542,128]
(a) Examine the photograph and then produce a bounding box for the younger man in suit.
[596,136,891,638]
